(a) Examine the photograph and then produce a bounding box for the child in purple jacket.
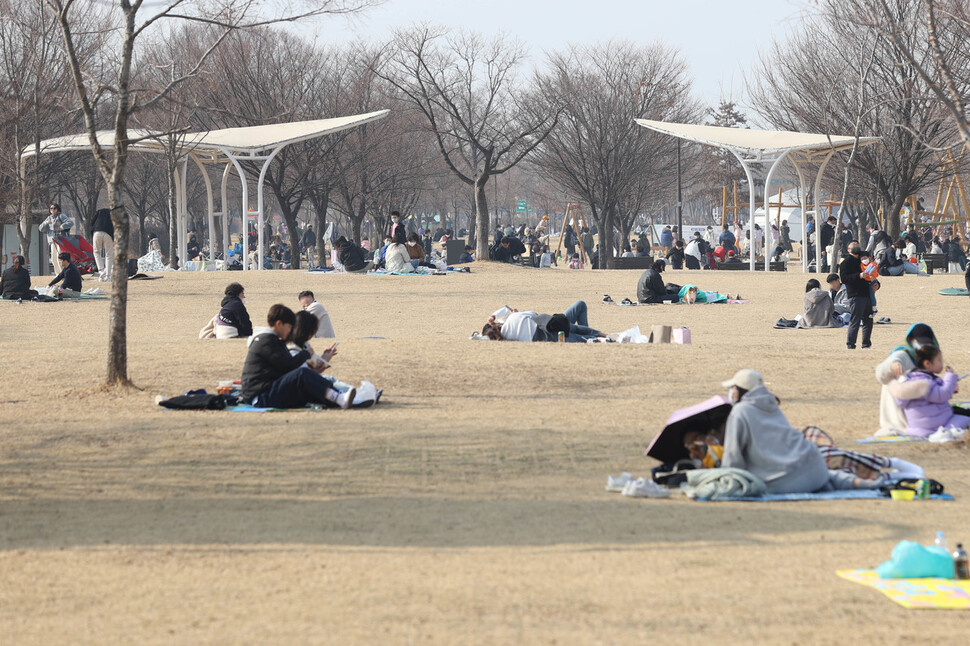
[896,341,970,438]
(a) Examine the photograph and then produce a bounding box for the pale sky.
[317,0,810,108]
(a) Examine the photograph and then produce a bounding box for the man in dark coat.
[839,241,873,349]
[637,260,679,304]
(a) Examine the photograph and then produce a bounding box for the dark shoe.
[861,344,872,349]
[603,294,614,303]
[620,298,635,306]
[847,344,856,349]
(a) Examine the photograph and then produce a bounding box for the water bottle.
[954,544,970,580]
[935,531,949,553]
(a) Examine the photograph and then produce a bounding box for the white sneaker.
[352,381,377,408]
[928,426,967,443]
[606,472,634,492]
[326,387,356,410]
[621,477,671,498]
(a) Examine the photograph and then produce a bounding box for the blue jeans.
[563,300,601,341]
[254,366,336,408]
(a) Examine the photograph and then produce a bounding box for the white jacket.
[384,244,415,273]
[305,300,335,338]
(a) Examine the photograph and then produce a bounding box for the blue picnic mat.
[693,490,953,502]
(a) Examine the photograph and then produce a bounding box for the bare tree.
[533,41,700,267]
[749,1,957,239]
[0,0,87,265]
[380,26,558,260]
[850,0,970,144]
[44,0,376,385]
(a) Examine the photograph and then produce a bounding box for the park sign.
[516,200,527,213]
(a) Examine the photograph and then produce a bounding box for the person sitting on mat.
[637,260,679,304]
[720,369,884,493]
[895,339,970,438]
[216,282,253,339]
[241,304,354,409]
[49,252,82,294]
[0,255,38,301]
[298,290,335,338]
[383,228,415,273]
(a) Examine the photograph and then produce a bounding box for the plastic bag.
[876,540,954,579]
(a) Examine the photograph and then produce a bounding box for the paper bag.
[672,327,691,344]
[649,325,672,344]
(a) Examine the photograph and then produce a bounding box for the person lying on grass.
[719,369,889,494]
[682,422,924,482]
[241,304,354,410]
[481,300,606,342]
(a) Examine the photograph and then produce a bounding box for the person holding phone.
[241,304,354,409]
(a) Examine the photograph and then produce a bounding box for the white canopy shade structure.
[23,110,389,270]
[635,119,880,272]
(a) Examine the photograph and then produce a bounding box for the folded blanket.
[683,467,766,500]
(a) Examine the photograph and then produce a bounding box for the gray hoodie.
[721,385,830,494]
[797,288,835,328]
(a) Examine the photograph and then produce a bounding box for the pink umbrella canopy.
[644,396,732,463]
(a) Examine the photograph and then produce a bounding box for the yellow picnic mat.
[837,569,970,609]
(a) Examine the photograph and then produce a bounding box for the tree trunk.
[167,162,179,269]
[106,193,130,385]
[600,208,617,269]
[314,189,330,268]
[474,175,490,259]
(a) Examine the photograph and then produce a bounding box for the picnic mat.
[856,435,927,444]
[837,569,970,609]
[938,287,968,296]
[692,490,952,502]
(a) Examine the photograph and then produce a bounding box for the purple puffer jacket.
[896,370,960,437]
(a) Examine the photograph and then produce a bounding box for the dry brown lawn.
[1,262,969,644]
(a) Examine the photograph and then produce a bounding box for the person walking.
[89,207,115,281]
[839,241,873,350]
[301,224,316,267]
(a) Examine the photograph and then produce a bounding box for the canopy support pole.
[761,151,790,271]
[221,162,232,259]
[814,152,835,276]
[791,160,810,273]
[256,146,284,271]
[223,151,250,270]
[729,150,757,271]
[190,153,215,264]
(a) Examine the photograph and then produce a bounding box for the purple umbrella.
[644,396,733,463]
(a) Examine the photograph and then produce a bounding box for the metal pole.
[676,140,683,242]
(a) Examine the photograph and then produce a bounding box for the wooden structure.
[555,203,591,267]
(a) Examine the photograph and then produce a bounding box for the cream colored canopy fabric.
[23,110,390,160]
[635,119,879,156]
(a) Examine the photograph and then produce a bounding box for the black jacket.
[187,239,201,259]
[507,237,526,257]
[301,228,316,248]
[637,269,666,302]
[49,262,82,291]
[218,296,253,337]
[241,332,311,401]
[839,253,868,298]
[90,208,114,237]
[820,223,835,250]
[491,243,511,263]
[1,266,32,299]
[337,241,367,271]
